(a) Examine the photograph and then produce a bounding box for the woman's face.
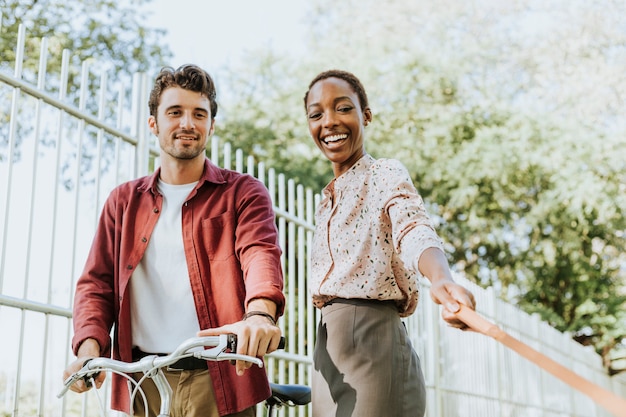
[305,77,372,177]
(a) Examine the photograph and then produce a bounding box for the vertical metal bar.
[133,73,150,177]
[140,73,151,176]
[235,147,243,171]
[94,71,107,222]
[131,72,150,177]
[6,23,27,417]
[31,37,50,417]
[114,83,124,186]
[64,63,90,416]
[306,188,315,417]
[23,34,49,300]
[224,142,232,170]
[257,161,266,186]
[277,173,287,385]
[210,135,219,165]
[235,146,243,172]
[68,61,89,306]
[0,24,26,291]
[492,288,504,417]
[266,166,278,379]
[295,184,306,417]
[433,289,443,417]
[55,49,71,417]
[287,179,296,389]
[267,167,276,207]
[130,72,141,175]
[247,155,254,176]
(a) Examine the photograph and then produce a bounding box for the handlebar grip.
[227,335,286,351]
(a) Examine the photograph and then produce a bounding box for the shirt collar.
[137,158,227,194]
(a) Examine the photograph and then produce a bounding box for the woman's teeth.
[325,134,347,143]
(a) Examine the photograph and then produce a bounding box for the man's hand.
[62,338,106,392]
[198,316,281,376]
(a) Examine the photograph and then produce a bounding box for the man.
[62,64,285,417]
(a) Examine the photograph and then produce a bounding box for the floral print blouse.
[311,154,444,317]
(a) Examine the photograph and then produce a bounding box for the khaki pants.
[312,299,426,417]
[131,369,255,417]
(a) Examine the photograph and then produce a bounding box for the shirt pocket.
[201,212,236,261]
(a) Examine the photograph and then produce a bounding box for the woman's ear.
[363,108,373,126]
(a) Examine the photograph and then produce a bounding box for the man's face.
[148,86,215,161]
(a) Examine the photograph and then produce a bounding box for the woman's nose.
[322,112,337,128]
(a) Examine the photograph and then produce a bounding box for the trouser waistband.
[322,298,398,309]
[132,347,208,371]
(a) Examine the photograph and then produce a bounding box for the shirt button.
[127,265,133,270]
[141,237,147,243]
[153,208,159,213]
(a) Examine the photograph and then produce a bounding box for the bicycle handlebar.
[58,334,280,401]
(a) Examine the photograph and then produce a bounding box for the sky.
[146,0,309,72]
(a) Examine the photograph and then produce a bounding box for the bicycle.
[58,334,310,417]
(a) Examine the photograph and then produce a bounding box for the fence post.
[132,72,150,177]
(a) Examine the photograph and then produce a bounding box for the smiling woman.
[303,69,477,417]
[146,0,308,70]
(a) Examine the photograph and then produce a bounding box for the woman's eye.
[308,112,321,119]
[338,106,353,113]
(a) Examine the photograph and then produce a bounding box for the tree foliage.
[214,51,333,190]
[215,0,626,373]
[0,0,171,86]
[0,0,171,180]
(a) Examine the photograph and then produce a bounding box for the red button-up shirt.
[72,158,285,415]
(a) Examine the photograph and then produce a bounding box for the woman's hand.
[429,279,476,330]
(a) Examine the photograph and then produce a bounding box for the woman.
[303,69,476,417]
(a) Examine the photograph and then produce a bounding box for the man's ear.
[208,118,216,136]
[148,115,158,135]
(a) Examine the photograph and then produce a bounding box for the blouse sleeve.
[379,159,444,276]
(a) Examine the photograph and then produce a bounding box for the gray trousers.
[312,299,426,417]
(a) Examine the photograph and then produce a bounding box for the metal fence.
[1,26,625,417]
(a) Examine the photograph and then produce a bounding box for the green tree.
[0,0,171,183]
[215,50,332,191]
[0,0,170,88]
[215,0,626,373]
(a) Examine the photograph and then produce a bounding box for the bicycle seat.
[268,382,311,406]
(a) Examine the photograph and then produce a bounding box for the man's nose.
[179,112,195,129]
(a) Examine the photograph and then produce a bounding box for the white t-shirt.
[130,179,200,353]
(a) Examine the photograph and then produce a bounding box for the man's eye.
[338,106,353,113]
[308,113,321,119]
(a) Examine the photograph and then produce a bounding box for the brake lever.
[193,349,264,367]
[226,334,286,350]
[56,359,101,398]
[81,358,101,388]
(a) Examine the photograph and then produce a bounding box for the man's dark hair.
[149,64,218,118]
